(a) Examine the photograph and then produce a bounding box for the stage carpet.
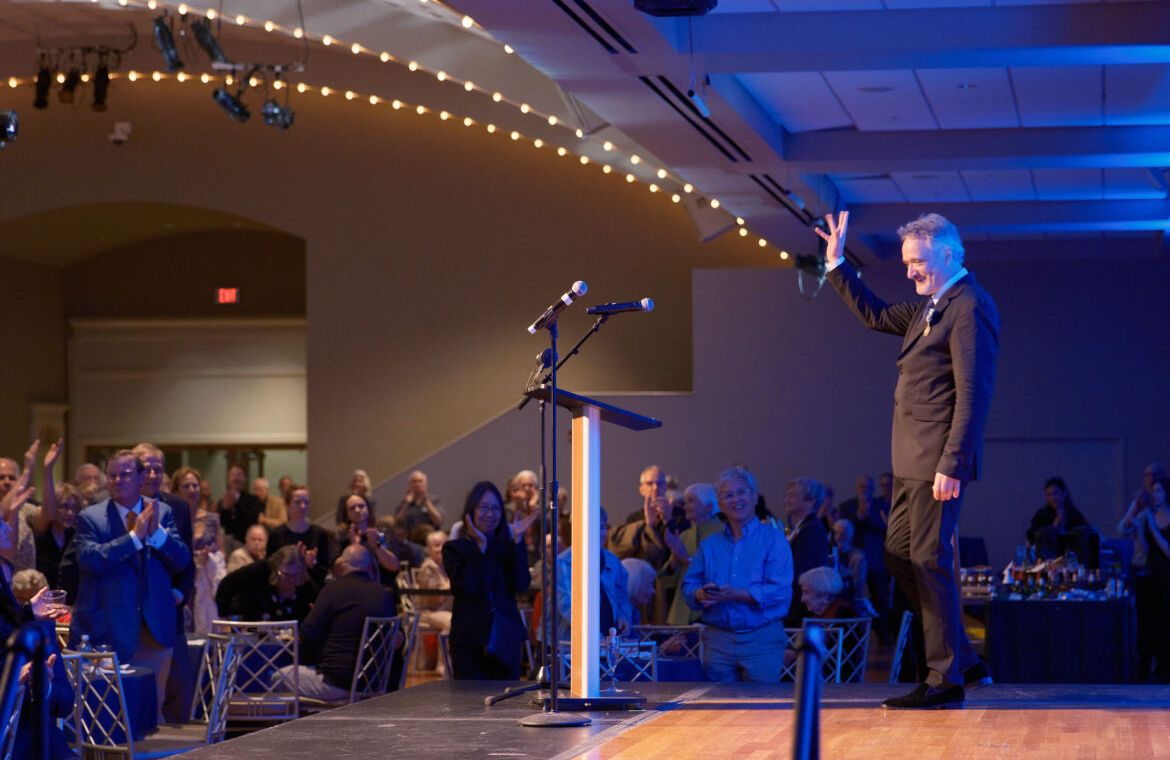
[178,681,1170,759]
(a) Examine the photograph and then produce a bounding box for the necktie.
[126,510,137,533]
[923,302,936,336]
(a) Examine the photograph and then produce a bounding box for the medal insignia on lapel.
[923,305,936,337]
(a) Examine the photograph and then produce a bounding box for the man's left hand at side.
[933,473,961,502]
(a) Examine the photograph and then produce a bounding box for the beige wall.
[0,77,775,516]
[0,256,66,462]
[65,229,305,319]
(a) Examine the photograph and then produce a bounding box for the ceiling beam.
[851,199,1170,234]
[776,126,1170,173]
[652,3,1170,73]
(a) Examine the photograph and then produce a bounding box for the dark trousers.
[884,477,977,688]
[163,621,194,724]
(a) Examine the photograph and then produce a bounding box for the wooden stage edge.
[179,681,1170,760]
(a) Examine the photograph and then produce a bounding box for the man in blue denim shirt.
[683,466,793,681]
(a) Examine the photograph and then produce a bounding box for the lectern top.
[523,385,662,432]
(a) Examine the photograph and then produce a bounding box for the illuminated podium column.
[526,386,660,706]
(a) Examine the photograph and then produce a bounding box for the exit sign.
[217,287,240,305]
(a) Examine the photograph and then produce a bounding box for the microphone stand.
[487,318,590,727]
[518,315,609,411]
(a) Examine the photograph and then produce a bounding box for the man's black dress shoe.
[881,683,965,710]
[963,661,993,688]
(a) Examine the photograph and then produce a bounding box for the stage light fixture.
[212,84,250,121]
[91,62,110,112]
[261,97,294,129]
[152,15,183,71]
[58,66,82,104]
[33,59,52,109]
[191,18,228,64]
[0,110,17,147]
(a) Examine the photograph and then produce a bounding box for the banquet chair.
[0,685,23,760]
[210,619,300,723]
[889,611,915,684]
[781,626,843,683]
[803,617,871,683]
[301,615,404,712]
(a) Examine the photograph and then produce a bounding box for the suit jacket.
[828,262,999,482]
[69,498,191,662]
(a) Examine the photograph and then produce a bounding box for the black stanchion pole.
[793,624,826,760]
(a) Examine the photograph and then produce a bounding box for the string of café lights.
[10,0,791,262]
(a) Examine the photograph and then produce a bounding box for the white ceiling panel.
[1032,168,1104,199]
[1011,67,1104,127]
[884,0,990,7]
[736,72,853,133]
[961,170,1036,201]
[1104,64,1170,125]
[917,68,1019,129]
[1104,168,1167,199]
[890,172,971,202]
[831,176,906,204]
[824,70,938,131]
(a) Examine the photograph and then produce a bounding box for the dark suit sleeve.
[938,295,998,479]
[504,537,532,594]
[154,505,192,575]
[827,261,920,337]
[169,499,195,603]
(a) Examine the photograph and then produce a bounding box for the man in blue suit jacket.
[69,449,191,710]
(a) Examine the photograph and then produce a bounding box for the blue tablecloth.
[82,665,157,743]
[987,596,1136,683]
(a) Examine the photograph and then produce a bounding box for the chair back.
[633,624,704,661]
[190,633,243,744]
[396,613,420,691]
[556,637,659,683]
[350,617,401,702]
[0,684,23,760]
[437,632,453,680]
[889,610,914,684]
[211,619,300,722]
[782,627,842,682]
[803,617,871,683]
[66,650,135,759]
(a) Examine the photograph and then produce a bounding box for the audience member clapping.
[75,462,108,504]
[831,519,871,609]
[395,470,444,544]
[335,469,376,526]
[218,465,264,546]
[1130,476,1170,681]
[215,545,318,623]
[416,530,452,633]
[610,467,670,572]
[268,486,331,587]
[332,494,400,587]
[443,481,531,680]
[36,482,80,590]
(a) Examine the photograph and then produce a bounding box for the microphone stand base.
[541,693,647,712]
[518,711,592,728]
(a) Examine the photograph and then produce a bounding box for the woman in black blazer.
[442,481,533,680]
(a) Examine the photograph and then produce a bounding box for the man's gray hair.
[791,477,826,511]
[715,466,758,497]
[897,213,964,264]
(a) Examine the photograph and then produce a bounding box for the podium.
[524,385,661,708]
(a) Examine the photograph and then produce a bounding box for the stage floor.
[179,681,1170,759]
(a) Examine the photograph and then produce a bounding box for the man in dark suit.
[69,449,191,711]
[783,477,830,626]
[820,211,999,709]
[133,443,196,725]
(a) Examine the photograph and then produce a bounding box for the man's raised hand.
[814,211,849,269]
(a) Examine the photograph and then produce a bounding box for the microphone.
[585,298,654,316]
[527,281,588,334]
